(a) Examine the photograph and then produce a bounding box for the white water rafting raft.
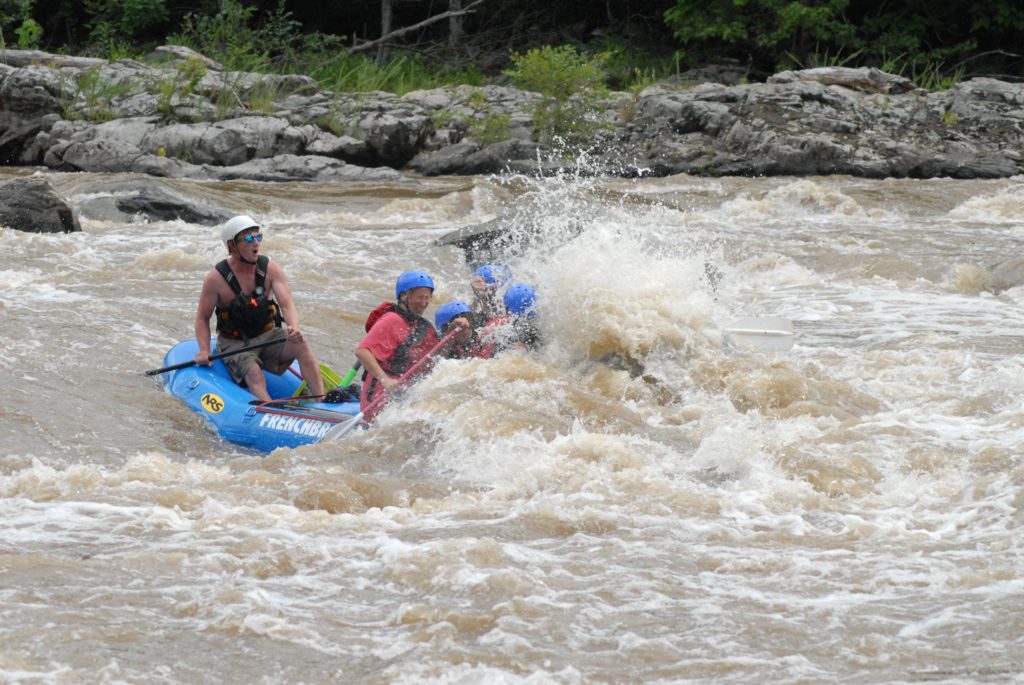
[159,339,361,452]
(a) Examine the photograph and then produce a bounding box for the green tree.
[664,0,856,73]
[664,0,1024,81]
[85,0,169,42]
[168,0,301,71]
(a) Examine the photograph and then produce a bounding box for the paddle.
[318,361,363,403]
[320,326,463,442]
[143,337,285,376]
[338,362,362,389]
[294,362,353,397]
[724,317,795,351]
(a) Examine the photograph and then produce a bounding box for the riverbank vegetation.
[2,0,1022,95]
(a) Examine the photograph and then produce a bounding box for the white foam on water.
[4,174,1024,683]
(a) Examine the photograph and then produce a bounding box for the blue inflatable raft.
[160,339,360,452]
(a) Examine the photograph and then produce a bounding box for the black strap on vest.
[385,305,433,376]
[216,255,269,295]
[214,256,281,339]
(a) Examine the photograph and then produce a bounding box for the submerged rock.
[71,177,231,225]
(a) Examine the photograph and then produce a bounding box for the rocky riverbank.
[3,47,1024,185]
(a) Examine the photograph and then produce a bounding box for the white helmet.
[220,215,259,244]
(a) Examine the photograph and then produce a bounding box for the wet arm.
[194,272,219,358]
[268,263,302,334]
[355,346,400,391]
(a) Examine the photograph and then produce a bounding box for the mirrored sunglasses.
[239,233,263,244]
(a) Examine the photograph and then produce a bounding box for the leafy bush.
[504,45,608,147]
[13,16,40,48]
[167,0,301,72]
[60,66,137,122]
[505,44,606,100]
[0,0,39,49]
[156,57,208,119]
[468,113,512,145]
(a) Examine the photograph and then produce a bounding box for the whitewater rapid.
[2,169,1023,683]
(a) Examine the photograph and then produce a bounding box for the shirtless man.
[193,215,324,402]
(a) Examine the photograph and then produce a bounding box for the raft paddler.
[354,270,471,417]
[193,214,325,403]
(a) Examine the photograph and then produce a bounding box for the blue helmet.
[503,283,537,318]
[474,263,513,287]
[395,270,435,299]
[435,300,472,330]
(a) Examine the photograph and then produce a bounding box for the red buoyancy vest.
[360,304,438,411]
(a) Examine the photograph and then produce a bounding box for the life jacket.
[214,256,281,339]
[361,303,436,408]
[362,302,434,374]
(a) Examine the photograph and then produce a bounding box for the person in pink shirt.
[354,271,470,418]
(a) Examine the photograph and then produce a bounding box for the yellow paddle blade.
[295,363,344,396]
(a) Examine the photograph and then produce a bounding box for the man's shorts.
[217,328,288,385]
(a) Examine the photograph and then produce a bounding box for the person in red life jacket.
[468,263,513,327]
[355,271,467,417]
[434,300,481,359]
[193,215,325,402]
[479,283,540,357]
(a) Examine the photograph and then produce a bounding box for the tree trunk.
[449,0,463,49]
[378,0,393,63]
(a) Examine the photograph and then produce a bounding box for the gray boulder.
[205,154,408,182]
[767,66,916,94]
[615,72,1024,178]
[409,139,554,176]
[0,65,65,164]
[142,116,305,165]
[0,177,81,233]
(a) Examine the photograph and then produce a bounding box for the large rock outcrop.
[2,49,1024,181]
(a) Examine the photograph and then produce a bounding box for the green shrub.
[468,113,511,145]
[167,0,279,72]
[505,45,606,101]
[13,16,39,48]
[60,66,136,122]
[504,45,608,148]
[1,0,40,50]
[156,57,208,119]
